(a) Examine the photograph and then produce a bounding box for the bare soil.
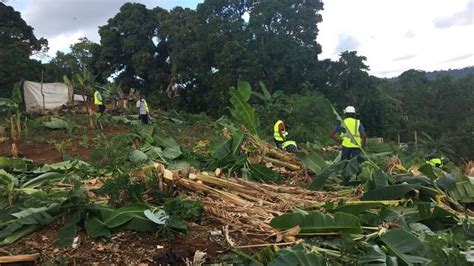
[5,218,232,264]
[0,124,245,264]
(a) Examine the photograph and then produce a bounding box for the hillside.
[388,66,474,81]
[425,66,474,80]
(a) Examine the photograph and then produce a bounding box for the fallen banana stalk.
[148,162,355,236]
[263,157,301,171]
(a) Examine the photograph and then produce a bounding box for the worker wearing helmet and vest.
[94,90,105,114]
[273,118,288,149]
[330,106,368,160]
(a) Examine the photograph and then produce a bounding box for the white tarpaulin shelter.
[23,81,72,113]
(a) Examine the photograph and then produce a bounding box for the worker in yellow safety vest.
[330,106,368,160]
[136,97,150,124]
[426,154,445,168]
[94,90,105,114]
[273,119,288,149]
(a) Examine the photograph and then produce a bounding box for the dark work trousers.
[274,140,284,149]
[341,146,361,160]
[98,104,105,114]
[140,114,149,124]
[341,146,362,180]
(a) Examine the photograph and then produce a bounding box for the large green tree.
[0,3,47,96]
[43,38,102,83]
[97,3,163,90]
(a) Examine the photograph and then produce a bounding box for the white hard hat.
[344,106,356,114]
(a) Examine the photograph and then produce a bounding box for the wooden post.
[414,131,418,150]
[41,69,45,111]
[397,134,400,145]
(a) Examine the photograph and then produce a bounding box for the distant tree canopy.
[0,2,47,97]
[1,1,473,159]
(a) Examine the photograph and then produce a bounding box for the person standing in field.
[330,106,367,160]
[94,89,105,114]
[136,97,150,124]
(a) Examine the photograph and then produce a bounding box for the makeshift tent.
[23,81,72,113]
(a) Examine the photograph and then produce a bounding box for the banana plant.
[252,81,284,107]
[64,68,97,128]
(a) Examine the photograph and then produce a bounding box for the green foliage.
[245,164,283,183]
[270,211,361,234]
[255,90,335,145]
[0,3,47,97]
[11,82,22,105]
[163,197,203,222]
[229,81,258,134]
[380,229,431,265]
[269,244,326,266]
[42,117,74,133]
[425,231,472,266]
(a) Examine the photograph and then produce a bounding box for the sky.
[7,0,474,77]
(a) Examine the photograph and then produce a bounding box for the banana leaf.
[247,164,283,183]
[43,117,70,129]
[0,170,16,192]
[144,209,169,225]
[297,152,327,175]
[0,204,63,245]
[129,150,149,164]
[242,245,279,265]
[418,164,438,180]
[101,203,150,228]
[140,144,166,161]
[308,161,345,190]
[270,211,361,234]
[361,184,417,201]
[0,157,33,171]
[20,172,64,189]
[359,245,388,265]
[212,139,232,159]
[0,224,40,245]
[153,130,180,149]
[380,229,431,265]
[125,216,159,232]
[365,169,390,191]
[162,146,182,160]
[230,131,245,156]
[58,209,83,247]
[269,244,326,266]
[0,97,18,114]
[39,160,90,171]
[85,214,110,238]
[229,81,258,134]
[333,202,387,216]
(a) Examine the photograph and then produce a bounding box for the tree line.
[0,1,472,160]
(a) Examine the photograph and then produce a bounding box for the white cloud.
[9,0,474,77]
[318,0,474,77]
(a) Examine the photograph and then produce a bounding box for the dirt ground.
[4,217,235,265]
[0,124,250,264]
[0,126,130,164]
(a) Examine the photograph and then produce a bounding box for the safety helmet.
[344,106,356,114]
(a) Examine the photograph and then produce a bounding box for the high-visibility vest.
[341,117,362,148]
[139,99,149,113]
[282,140,297,149]
[94,91,103,105]
[427,158,442,168]
[143,100,149,113]
[273,120,285,141]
